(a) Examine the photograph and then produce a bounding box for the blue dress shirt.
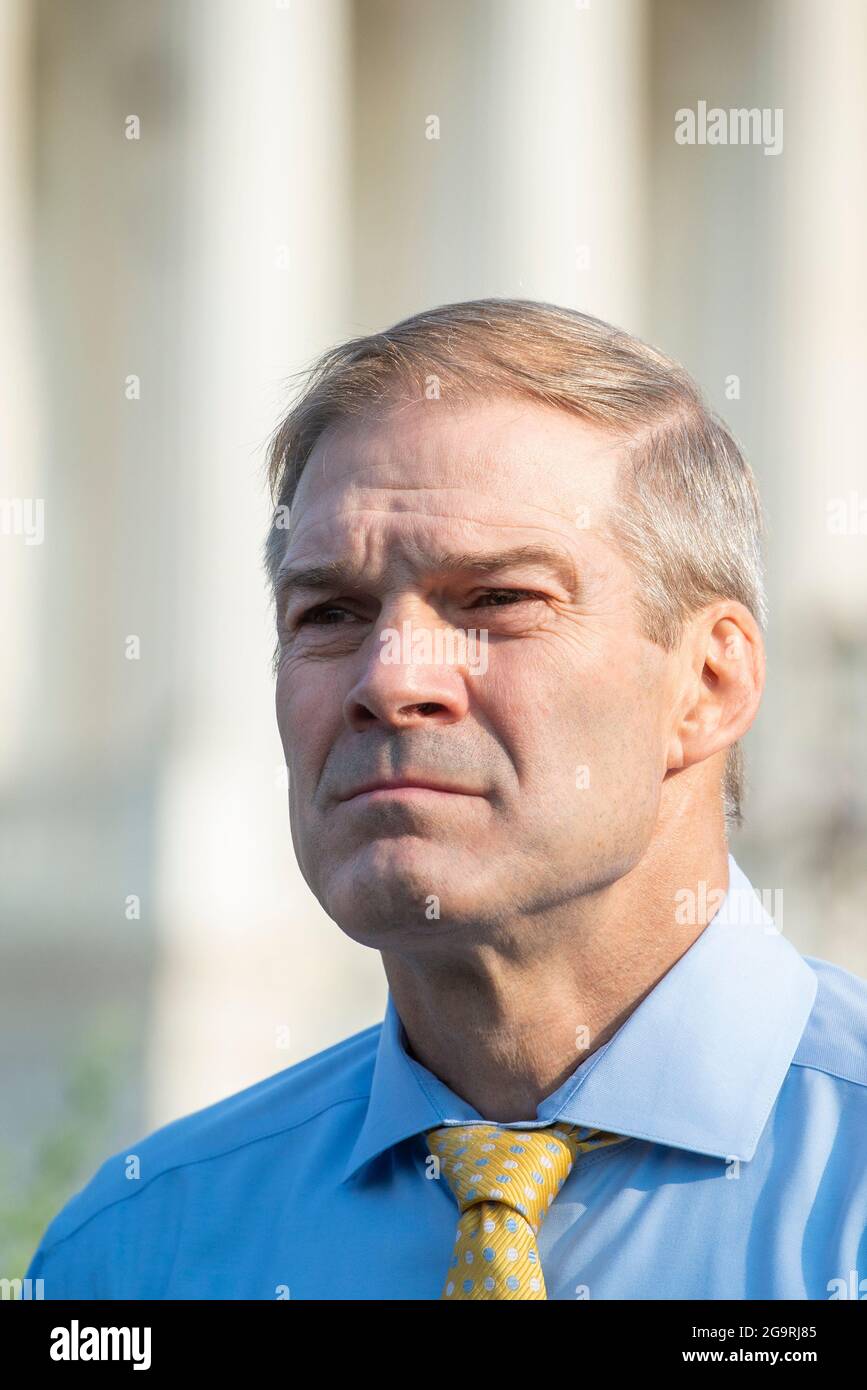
[25,854,867,1299]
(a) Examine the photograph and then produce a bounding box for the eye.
[296,602,358,627]
[293,589,541,628]
[470,589,540,608]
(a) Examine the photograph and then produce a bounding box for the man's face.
[274,395,676,947]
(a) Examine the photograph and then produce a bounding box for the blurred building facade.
[1,0,865,1242]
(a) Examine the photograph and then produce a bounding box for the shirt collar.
[340,854,817,1182]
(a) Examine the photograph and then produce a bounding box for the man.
[26,299,866,1299]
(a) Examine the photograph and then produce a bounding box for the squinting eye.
[297,603,357,626]
[293,589,540,627]
[471,589,539,607]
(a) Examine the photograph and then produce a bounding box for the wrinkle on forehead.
[293,402,626,535]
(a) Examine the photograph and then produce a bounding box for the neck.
[381,815,730,1123]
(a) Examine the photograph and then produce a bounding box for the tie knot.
[426,1122,612,1230]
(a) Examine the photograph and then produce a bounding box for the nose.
[342,607,472,731]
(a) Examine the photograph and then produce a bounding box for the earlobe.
[664,731,686,774]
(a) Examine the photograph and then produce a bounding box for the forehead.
[285,396,625,557]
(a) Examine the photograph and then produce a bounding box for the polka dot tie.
[425,1122,628,1299]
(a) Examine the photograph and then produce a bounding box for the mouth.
[339,778,481,804]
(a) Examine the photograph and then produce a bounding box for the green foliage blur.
[0,1008,130,1283]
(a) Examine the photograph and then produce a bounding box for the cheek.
[582,659,667,757]
[487,642,666,791]
[575,659,671,809]
[275,659,338,761]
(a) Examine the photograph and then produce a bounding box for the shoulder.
[27,1017,381,1271]
[791,952,867,1089]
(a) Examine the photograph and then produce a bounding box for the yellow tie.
[425,1122,628,1300]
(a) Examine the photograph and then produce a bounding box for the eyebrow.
[274,542,581,604]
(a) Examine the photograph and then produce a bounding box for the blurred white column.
[773,0,867,620]
[481,0,650,326]
[760,0,867,971]
[352,0,651,330]
[147,0,382,1124]
[0,0,39,781]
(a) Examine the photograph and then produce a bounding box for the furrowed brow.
[275,559,364,603]
[421,543,579,595]
[275,542,580,604]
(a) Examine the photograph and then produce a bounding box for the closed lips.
[341,779,477,799]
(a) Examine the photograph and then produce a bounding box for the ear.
[665,602,765,773]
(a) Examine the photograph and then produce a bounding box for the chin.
[319,837,494,941]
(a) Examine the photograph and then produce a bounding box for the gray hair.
[264,298,767,830]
